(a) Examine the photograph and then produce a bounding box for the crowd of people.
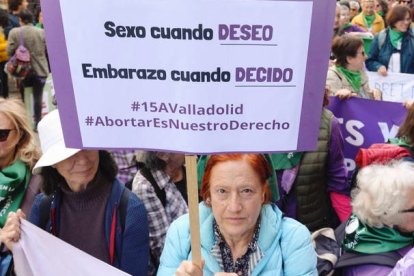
[0,0,414,275]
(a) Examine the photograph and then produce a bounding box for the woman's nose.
[227,193,242,212]
[73,151,90,163]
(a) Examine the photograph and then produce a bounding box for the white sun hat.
[32,110,81,174]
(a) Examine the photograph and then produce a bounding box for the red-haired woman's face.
[208,159,264,243]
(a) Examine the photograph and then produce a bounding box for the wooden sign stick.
[185,155,202,269]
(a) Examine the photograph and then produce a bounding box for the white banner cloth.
[12,220,130,276]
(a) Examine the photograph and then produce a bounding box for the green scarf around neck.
[270,152,303,170]
[389,136,412,148]
[0,160,31,227]
[363,14,376,28]
[343,214,414,254]
[336,66,362,93]
[340,23,353,31]
[389,27,404,49]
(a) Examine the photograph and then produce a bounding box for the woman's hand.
[335,89,356,100]
[0,209,26,251]
[403,99,414,109]
[370,88,382,100]
[377,66,387,76]
[175,260,204,276]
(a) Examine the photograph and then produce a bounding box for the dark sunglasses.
[0,129,15,142]
[399,207,414,213]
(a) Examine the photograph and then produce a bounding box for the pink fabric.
[330,192,352,222]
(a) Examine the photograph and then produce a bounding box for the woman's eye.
[241,188,253,194]
[217,189,226,194]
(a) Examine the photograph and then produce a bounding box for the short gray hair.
[350,0,361,10]
[352,160,414,228]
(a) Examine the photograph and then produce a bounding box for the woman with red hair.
[158,154,317,276]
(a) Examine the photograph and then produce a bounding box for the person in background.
[109,149,140,185]
[339,3,377,55]
[26,0,40,17]
[7,9,48,130]
[4,0,27,38]
[388,0,397,9]
[0,9,8,98]
[350,1,362,19]
[389,102,414,153]
[0,98,41,273]
[376,0,390,25]
[34,8,42,28]
[159,154,317,275]
[352,0,386,34]
[274,92,351,232]
[327,34,382,100]
[339,4,367,34]
[398,0,412,6]
[132,151,188,275]
[342,161,414,275]
[333,3,342,38]
[1,110,150,276]
[412,5,414,28]
[366,5,414,75]
[0,98,40,224]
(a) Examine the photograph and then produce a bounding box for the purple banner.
[327,97,407,174]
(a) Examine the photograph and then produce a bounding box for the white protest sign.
[42,0,335,153]
[368,71,414,102]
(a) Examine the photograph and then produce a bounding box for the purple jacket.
[343,246,412,276]
[389,247,414,276]
[342,24,365,33]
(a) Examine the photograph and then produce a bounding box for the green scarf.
[363,14,376,28]
[340,23,353,32]
[270,152,303,170]
[389,28,404,49]
[336,66,362,93]
[343,214,414,254]
[377,11,384,17]
[389,136,412,148]
[0,160,31,227]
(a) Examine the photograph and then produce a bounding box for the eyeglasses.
[0,129,15,142]
[399,208,414,213]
